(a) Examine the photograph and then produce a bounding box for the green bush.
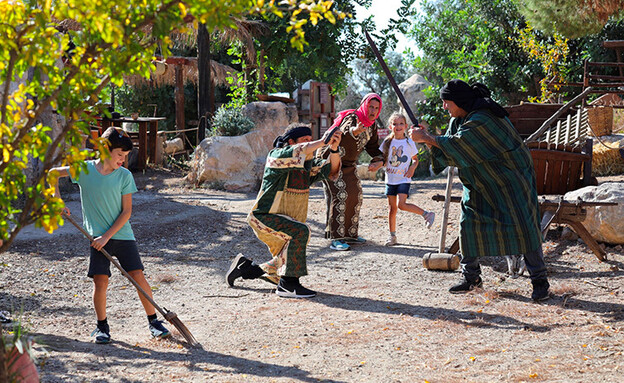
[211,107,255,136]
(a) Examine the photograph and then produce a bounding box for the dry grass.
[549,282,578,296]
[154,273,178,284]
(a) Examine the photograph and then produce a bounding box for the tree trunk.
[197,24,212,142]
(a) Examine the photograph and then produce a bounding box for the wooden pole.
[197,24,211,142]
[174,65,185,132]
[439,167,455,253]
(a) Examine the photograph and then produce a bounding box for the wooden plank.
[529,149,591,162]
[587,61,624,67]
[547,159,564,194]
[564,220,606,261]
[559,159,571,194]
[545,128,551,143]
[533,155,547,195]
[554,120,562,143]
[525,87,593,142]
[564,114,571,144]
[574,108,582,142]
[568,159,583,190]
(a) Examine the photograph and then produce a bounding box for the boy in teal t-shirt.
[52,127,170,344]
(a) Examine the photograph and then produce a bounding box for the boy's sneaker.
[276,277,316,298]
[423,211,435,229]
[329,240,350,251]
[226,253,255,287]
[149,319,171,339]
[384,235,397,246]
[449,277,483,293]
[91,327,111,344]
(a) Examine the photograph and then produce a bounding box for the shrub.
[211,107,255,136]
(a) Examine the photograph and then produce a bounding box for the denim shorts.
[88,239,144,277]
[385,183,411,196]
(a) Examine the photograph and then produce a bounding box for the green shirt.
[431,110,542,258]
[71,160,138,240]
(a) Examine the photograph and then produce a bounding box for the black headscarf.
[272,125,312,148]
[440,80,509,118]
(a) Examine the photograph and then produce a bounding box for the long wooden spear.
[364,29,419,126]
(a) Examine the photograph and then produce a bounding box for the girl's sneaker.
[384,235,397,246]
[423,211,435,229]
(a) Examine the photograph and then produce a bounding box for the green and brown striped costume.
[431,109,542,260]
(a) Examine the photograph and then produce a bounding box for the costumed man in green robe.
[410,79,550,301]
[225,123,342,298]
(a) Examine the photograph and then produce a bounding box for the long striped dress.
[321,113,384,240]
[248,143,331,278]
[431,109,542,260]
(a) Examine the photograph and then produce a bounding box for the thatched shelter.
[123,57,237,88]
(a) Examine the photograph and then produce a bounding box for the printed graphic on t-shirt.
[389,145,409,168]
[382,138,418,185]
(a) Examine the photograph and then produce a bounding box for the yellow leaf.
[177,2,187,17]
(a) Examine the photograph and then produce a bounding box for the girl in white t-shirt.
[379,112,435,246]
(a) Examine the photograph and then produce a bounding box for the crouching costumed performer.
[226,123,342,298]
[410,80,550,301]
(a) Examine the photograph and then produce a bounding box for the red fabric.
[330,93,382,129]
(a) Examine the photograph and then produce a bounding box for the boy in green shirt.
[51,127,170,343]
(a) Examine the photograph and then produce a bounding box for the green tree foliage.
[409,0,535,105]
[515,0,624,39]
[340,52,412,125]
[405,0,538,132]
[516,25,570,103]
[256,0,371,94]
[0,0,345,253]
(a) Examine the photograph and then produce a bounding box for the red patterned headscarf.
[330,93,382,129]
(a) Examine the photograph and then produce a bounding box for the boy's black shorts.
[88,239,144,277]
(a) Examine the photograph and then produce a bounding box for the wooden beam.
[175,65,185,133]
[525,87,593,143]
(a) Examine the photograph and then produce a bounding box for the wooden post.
[439,167,455,253]
[197,23,211,142]
[174,64,185,132]
[138,121,147,170]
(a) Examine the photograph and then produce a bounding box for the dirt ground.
[2,169,624,382]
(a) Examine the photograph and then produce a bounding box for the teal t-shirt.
[71,160,138,240]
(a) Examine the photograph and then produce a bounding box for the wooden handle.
[439,167,455,253]
[63,213,169,317]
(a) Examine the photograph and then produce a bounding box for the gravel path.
[2,170,623,382]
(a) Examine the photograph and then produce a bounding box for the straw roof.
[52,18,240,88]
[123,57,237,88]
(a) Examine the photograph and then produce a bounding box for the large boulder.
[398,74,431,117]
[564,182,624,244]
[186,102,298,191]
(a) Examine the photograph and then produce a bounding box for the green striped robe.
[431,110,542,259]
